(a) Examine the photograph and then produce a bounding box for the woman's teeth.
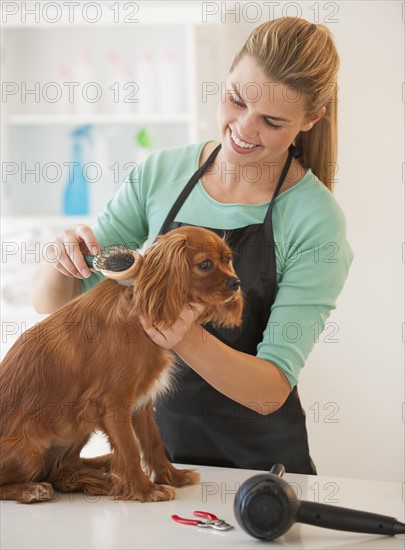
[230,129,258,149]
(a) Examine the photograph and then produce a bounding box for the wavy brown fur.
[0,226,243,503]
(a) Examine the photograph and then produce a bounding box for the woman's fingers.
[138,302,203,350]
[49,225,101,279]
[188,302,205,319]
[138,315,169,347]
[64,227,93,277]
[51,258,76,278]
[76,224,101,256]
[56,231,87,278]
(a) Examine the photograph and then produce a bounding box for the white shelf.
[7,113,191,126]
[1,2,203,217]
[1,1,237,217]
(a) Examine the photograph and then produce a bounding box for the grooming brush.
[84,244,142,282]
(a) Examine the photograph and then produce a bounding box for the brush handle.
[83,254,96,268]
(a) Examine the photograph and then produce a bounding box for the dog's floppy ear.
[132,233,190,329]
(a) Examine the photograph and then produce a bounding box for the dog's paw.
[139,483,176,503]
[20,482,55,504]
[112,482,176,502]
[155,467,200,488]
[83,473,113,496]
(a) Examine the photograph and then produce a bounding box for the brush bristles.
[93,245,136,273]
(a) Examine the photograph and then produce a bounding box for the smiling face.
[217,54,324,166]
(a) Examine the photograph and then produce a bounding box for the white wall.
[298,0,404,483]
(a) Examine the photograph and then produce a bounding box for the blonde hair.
[231,17,340,191]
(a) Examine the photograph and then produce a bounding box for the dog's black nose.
[227,277,241,291]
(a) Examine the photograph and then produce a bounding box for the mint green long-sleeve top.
[81,141,354,388]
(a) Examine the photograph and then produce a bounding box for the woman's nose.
[236,114,258,142]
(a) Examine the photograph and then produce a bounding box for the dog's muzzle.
[227,277,241,292]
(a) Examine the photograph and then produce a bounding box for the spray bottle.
[62,124,93,216]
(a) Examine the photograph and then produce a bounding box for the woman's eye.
[264,118,282,130]
[229,95,244,108]
[230,95,282,131]
[198,260,213,271]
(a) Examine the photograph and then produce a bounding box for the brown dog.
[0,226,243,503]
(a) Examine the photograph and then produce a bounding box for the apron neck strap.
[160,142,300,235]
[263,143,297,228]
[160,143,221,234]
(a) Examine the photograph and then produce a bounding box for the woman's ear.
[132,234,190,329]
[301,105,326,132]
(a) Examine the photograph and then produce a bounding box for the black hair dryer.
[234,464,405,541]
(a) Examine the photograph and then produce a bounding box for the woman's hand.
[48,224,101,279]
[31,223,100,314]
[139,303,204,350]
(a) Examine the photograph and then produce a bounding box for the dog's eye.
[198,260,213,271]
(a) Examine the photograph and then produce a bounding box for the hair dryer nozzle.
[234,465,405,541]
[392,521,405,535]
[234,472,298,541]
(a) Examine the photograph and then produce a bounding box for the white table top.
[1,464,404,549]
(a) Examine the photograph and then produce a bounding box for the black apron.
[154,143,316,474]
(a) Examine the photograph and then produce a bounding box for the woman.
[31,17,353,474]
